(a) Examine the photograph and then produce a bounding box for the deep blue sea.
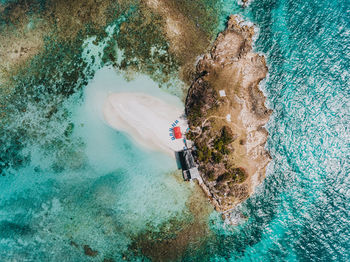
[0,0,349,261]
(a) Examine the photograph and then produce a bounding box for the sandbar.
[103,92,187,157]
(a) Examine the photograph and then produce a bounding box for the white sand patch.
[145,0,161,9]
[219,90,226,97]
[103,92,187,157]
[226,114,231,122]
[166,17,181,36]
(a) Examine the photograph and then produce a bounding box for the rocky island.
[185,15,272,215]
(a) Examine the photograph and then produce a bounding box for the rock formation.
[185,15,272,214]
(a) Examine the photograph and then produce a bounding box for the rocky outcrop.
[185,15,271,214]
[240,0,250,8]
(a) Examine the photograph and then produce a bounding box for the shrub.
[212,151,223,163]
[216,172,231,183]
[213,126,234,154]
[220,145,231,155]
[214,139,224,151]
[216,167,247,183]
[233,167,248,183]
[206,170,216,181]
[197,145,212,163]
[221,126,234,144]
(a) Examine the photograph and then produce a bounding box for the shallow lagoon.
[1,0,350,260]
[0,66,201,261]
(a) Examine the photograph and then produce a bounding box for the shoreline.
[103,92,188,158]
[100,15,271,224]
[185,15,271,220]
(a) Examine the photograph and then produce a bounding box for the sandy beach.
[103,92,187,157]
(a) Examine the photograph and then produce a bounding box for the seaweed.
[116,6,179,85]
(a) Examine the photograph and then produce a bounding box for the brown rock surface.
[185,15,272,213]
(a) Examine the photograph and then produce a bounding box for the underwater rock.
[69,241,79,248]
[83,245,98,257]
[103,258,115,262]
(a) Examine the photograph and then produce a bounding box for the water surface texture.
[0,0,349,261]
[201,1,350,261]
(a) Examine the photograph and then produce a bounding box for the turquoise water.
[1,0,350,261]
[187,0,350,261]
[0,67,195,260]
